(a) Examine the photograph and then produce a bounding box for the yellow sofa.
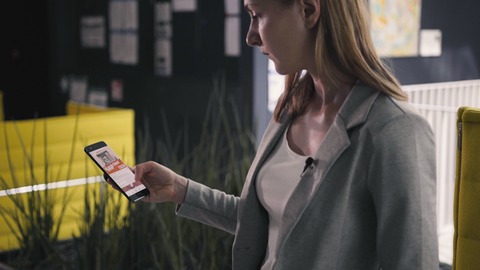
[0,101,135,251]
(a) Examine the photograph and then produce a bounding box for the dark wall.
[47,0,252,149]
[0,1,50,120]
[392,0,480,85]
[2,0,480,129]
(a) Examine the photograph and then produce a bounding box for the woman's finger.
[133,164,145,183]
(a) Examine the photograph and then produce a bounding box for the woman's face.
[245,0,314,75]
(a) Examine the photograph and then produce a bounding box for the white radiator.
[402,79,480,264]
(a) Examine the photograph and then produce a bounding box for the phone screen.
[85,141,149,202]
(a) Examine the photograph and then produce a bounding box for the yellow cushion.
[66,101,120,115]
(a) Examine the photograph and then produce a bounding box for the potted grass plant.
[0,117,77,270]
[71,73,256,269]
[0,73,256,269]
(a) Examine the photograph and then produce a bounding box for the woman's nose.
[246,24,261,47]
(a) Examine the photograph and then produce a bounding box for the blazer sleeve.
[367,114,439,269]
[175,180,239,235]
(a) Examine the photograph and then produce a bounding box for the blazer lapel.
[274,111,351,256]
[274,81,380,256]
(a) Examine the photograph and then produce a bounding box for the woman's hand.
[106,161,188,204]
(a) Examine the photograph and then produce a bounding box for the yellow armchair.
[453,107,480,269]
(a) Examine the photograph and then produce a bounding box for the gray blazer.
[177,81,439,269]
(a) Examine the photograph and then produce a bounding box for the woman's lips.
[261,50,272,60]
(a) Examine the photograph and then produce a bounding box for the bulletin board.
[48,0,253,151]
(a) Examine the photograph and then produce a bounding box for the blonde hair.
[274,0,407,122]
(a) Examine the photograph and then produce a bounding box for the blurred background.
[0,0,479,269]
[1,0,479,142]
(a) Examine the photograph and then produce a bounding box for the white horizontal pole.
[0,176,104,197]
[410,103,459,113]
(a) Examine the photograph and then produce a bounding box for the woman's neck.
[307,70,357,116]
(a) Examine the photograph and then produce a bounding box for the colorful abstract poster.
[370,0,422,57]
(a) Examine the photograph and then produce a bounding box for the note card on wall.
[224,0,240,57]
[89,88,108,107]
[69,76,88,103]
[154,2,173,76]
[155,39,172,76]
[173,0,196,12]
[81,16,106,48]
[111,79,124,102]
[420,29,442,57]
[109,0,139,65]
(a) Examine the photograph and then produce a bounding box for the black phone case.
[84,141,149,202]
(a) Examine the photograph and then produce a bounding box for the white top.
[256,125,307,270]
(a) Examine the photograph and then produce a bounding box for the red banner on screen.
[103,159,127,174]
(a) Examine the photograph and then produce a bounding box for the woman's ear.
[300,0,320,29]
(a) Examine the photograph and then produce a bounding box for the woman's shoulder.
[364,91,432,139]
[372,91,421,119]
[343,81,425,131]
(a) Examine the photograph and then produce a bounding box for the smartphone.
[84,141,150,202]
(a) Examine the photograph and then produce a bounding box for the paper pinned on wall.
[155,2,172,39]
[155,23,172,39]
[124,0,138,30]
[420,29,442,57]
[156,2,171,22]
[110,33,138,65]
[155,39,172,77]
[109,0,138,30]
[123,33,138,64]
[110,33,122,63]
[224,0,240,15]
[81,16,106,48]
[225,16,241,57]
[70,76,88,103]
[60,75,69,93]
[173,0,196,12]
[109,2,122,30]
[109,0,139,65]
[111,79,123,102]
[154,1,173,77]
[89,88,108,107]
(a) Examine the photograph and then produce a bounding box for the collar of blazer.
[243,80,380,196]
[236,80,381,262]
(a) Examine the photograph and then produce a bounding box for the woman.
[109,0,439,268]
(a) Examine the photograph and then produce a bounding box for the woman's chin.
[272,62,299,76]
[273,66,289,75]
